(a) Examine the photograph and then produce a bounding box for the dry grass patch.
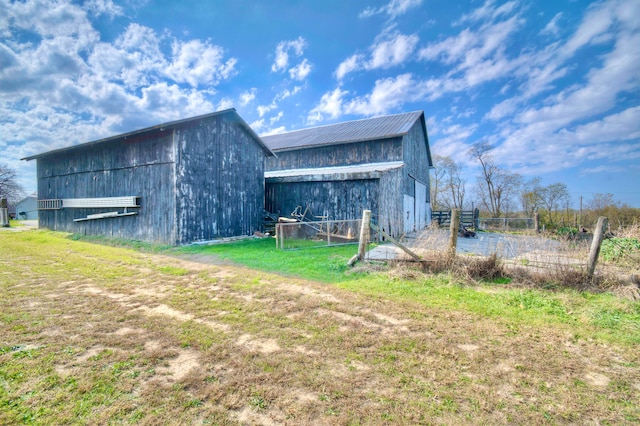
[1,229,639,424]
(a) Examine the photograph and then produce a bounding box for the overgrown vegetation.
[601,237,640,263]
[1,229,639,424]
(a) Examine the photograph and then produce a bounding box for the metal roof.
[265,161,405,179]
[261,111,425,152]
[22,108,274,161]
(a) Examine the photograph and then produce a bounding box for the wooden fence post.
[586,216,608,278]
[0,198,9,228]
[348,210,371,266]
[358,210,371,260]
[448,209,460,260]
[534,210,540,233]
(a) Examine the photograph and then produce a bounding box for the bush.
[601,238,640,263]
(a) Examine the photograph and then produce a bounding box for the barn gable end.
[23,109,272,245]
[262,111,433,237]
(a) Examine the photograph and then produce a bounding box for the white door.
[415,181,427,230]
[403,194,414,233]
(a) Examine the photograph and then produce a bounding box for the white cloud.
[562,106,640,145]
[276,85,303,101]
[257,103,277,117]
[307,88,347,124]
[271,37,306,72]
[336,31,419,81]
[288,58,312,81]
[335,54,363,81]
[260,126,286,136]
[84,0,123,18]
[240,88,257,106]
[249,118,265,132]
[456,0,518,25]
[166,39,237,87]
[561,1,616,58]
[540,12,563,36]
[345,74,416,116]
[516,31,640,128]
[360,0,422,19]
[270,111,284,124]
[369,32,419,69]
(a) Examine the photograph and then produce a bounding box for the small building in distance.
[262,111,433,237]
[23,109,273,245]
[15,196,38,220]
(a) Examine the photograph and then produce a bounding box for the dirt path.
[2,243,639,424]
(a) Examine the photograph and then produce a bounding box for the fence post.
[0,198,9,228]
[448,209,460,261]
[534,210,540,233]
[358,210,371,261]
[586,216,608,279]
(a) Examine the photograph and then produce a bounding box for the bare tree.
[468,142,521,217]
[520,177,542,218]
[538,182,571,226]
[430,155,466,210]
[0,163,24,203]
[442,156,466,210]
[586,193,617,214]
[430,155,447,210]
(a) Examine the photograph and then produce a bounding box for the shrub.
[601,238,640,263]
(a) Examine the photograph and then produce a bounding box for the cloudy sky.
[1,0,639,207]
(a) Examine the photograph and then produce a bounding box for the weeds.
[1,229,639,424]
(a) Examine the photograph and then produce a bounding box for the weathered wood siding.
[174,115,265,244]
[377,168,404,237]
[37,133,176,243]
[266,179,379,222]
[266,138,403,171]
[402,120,431,198]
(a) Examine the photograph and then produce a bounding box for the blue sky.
[1,0,639,207]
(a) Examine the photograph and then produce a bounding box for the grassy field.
[1,229,639,425]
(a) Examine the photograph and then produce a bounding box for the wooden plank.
[370,223,422,261]
[73,212,137,222]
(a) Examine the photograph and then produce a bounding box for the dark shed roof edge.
[22,108,274,161]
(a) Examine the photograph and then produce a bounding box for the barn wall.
[16,197,38,220]
[265,179,379,223]
[377,168,404,237]
[266,138,403,171]
[402,120,431,198]
[37,133,176,244]
[175,115,265,244]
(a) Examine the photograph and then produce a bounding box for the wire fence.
[390,228,639,275]
[275,219,362,250]
[478,218,535,231]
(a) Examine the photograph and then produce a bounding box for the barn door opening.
[403,194,415,234]
[415,180,427,230]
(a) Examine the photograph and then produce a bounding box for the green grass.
[176,237,640,346]
[176,237,360,283]
[1,229,639,424]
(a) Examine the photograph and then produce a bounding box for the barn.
[23,109,274,245]
[15,196,38,220]
[262,111,433,237]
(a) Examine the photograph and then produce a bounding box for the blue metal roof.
[261,111,425,151]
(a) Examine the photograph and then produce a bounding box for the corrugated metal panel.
[61,196,140,208]
[262,111,423,151]
[264,161,404,178]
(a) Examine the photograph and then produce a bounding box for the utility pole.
[579,195,583,228]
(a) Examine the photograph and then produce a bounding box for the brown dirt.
[1,245,639,425]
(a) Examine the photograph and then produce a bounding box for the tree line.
[430,143,640,229]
